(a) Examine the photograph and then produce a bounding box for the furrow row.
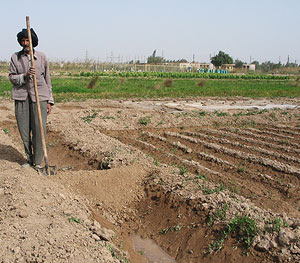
[143,132,192,153]
[184,130,300,165]
[136,137,220,176]
[202,127,300,155]
[264,127,300,137]
[246,127,300,146]
[138,132,298,195]
[223,127,300,152]
[164,131,300,178]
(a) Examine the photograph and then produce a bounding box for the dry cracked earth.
[1,97,300,263]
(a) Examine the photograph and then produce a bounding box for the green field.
[1,75,299,102]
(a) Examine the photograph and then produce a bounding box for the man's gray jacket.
[9,50,54,105]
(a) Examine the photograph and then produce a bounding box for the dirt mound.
[0,131,129,263]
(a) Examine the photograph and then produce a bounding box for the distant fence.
[1,61,198,74]
[49,62,204,73]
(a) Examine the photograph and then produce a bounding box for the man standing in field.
[9,28,54,170]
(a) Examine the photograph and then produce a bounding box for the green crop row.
[76,71,290,80]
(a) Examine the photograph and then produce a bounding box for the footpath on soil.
[0,97,300,263]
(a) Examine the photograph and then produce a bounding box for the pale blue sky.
[1,0,299,64]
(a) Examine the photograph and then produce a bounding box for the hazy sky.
[1,0,299,64]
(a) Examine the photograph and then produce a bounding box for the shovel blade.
[36,165,57,176]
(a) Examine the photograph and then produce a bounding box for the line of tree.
[145,49,299,73]
[146,50,187,64]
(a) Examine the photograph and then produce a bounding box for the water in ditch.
[131,235,177,263]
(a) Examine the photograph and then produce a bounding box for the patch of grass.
[1,75,299,101]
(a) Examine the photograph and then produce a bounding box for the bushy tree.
[234,59,245,68]
[260,61,282,72]
[147,49,165,64]
[211,51,233,67]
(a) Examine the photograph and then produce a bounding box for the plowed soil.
[1,97,300,263]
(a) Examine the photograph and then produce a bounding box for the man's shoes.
[34,164,43,171]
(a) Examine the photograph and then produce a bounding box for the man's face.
[21,38,30,53]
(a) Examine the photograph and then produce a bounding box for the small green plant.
[158,178,164,185]
[99,115,115,120]
[2,128,10,134]
[207,203,228,226]
[227,215,257,249]
[156,120,165,127]
[47,140,57,148]
[179,166,187,176]
[265,218,284,233]
[228,180,239,194]
[269,112,277,120]
[69,216,81,223]
[241,120,256,128]
[203,183,226,195]
[198,111,207,117]
[153,159,160,166]
[195,174,208,180]
[171,223,182,232]
[138,116,151,126]
[81,111,97,123]
[209,237,225,253]
[209,215,257,254]
[215,111,228,117]
[160,228,169,235]
[237,167,247,174]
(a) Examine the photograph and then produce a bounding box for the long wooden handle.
[26,16,49,170]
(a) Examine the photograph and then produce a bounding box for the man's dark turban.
[17,28,38,47]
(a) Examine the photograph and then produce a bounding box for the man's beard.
[23,46,30,53]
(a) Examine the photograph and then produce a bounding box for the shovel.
[26,16,56,176]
